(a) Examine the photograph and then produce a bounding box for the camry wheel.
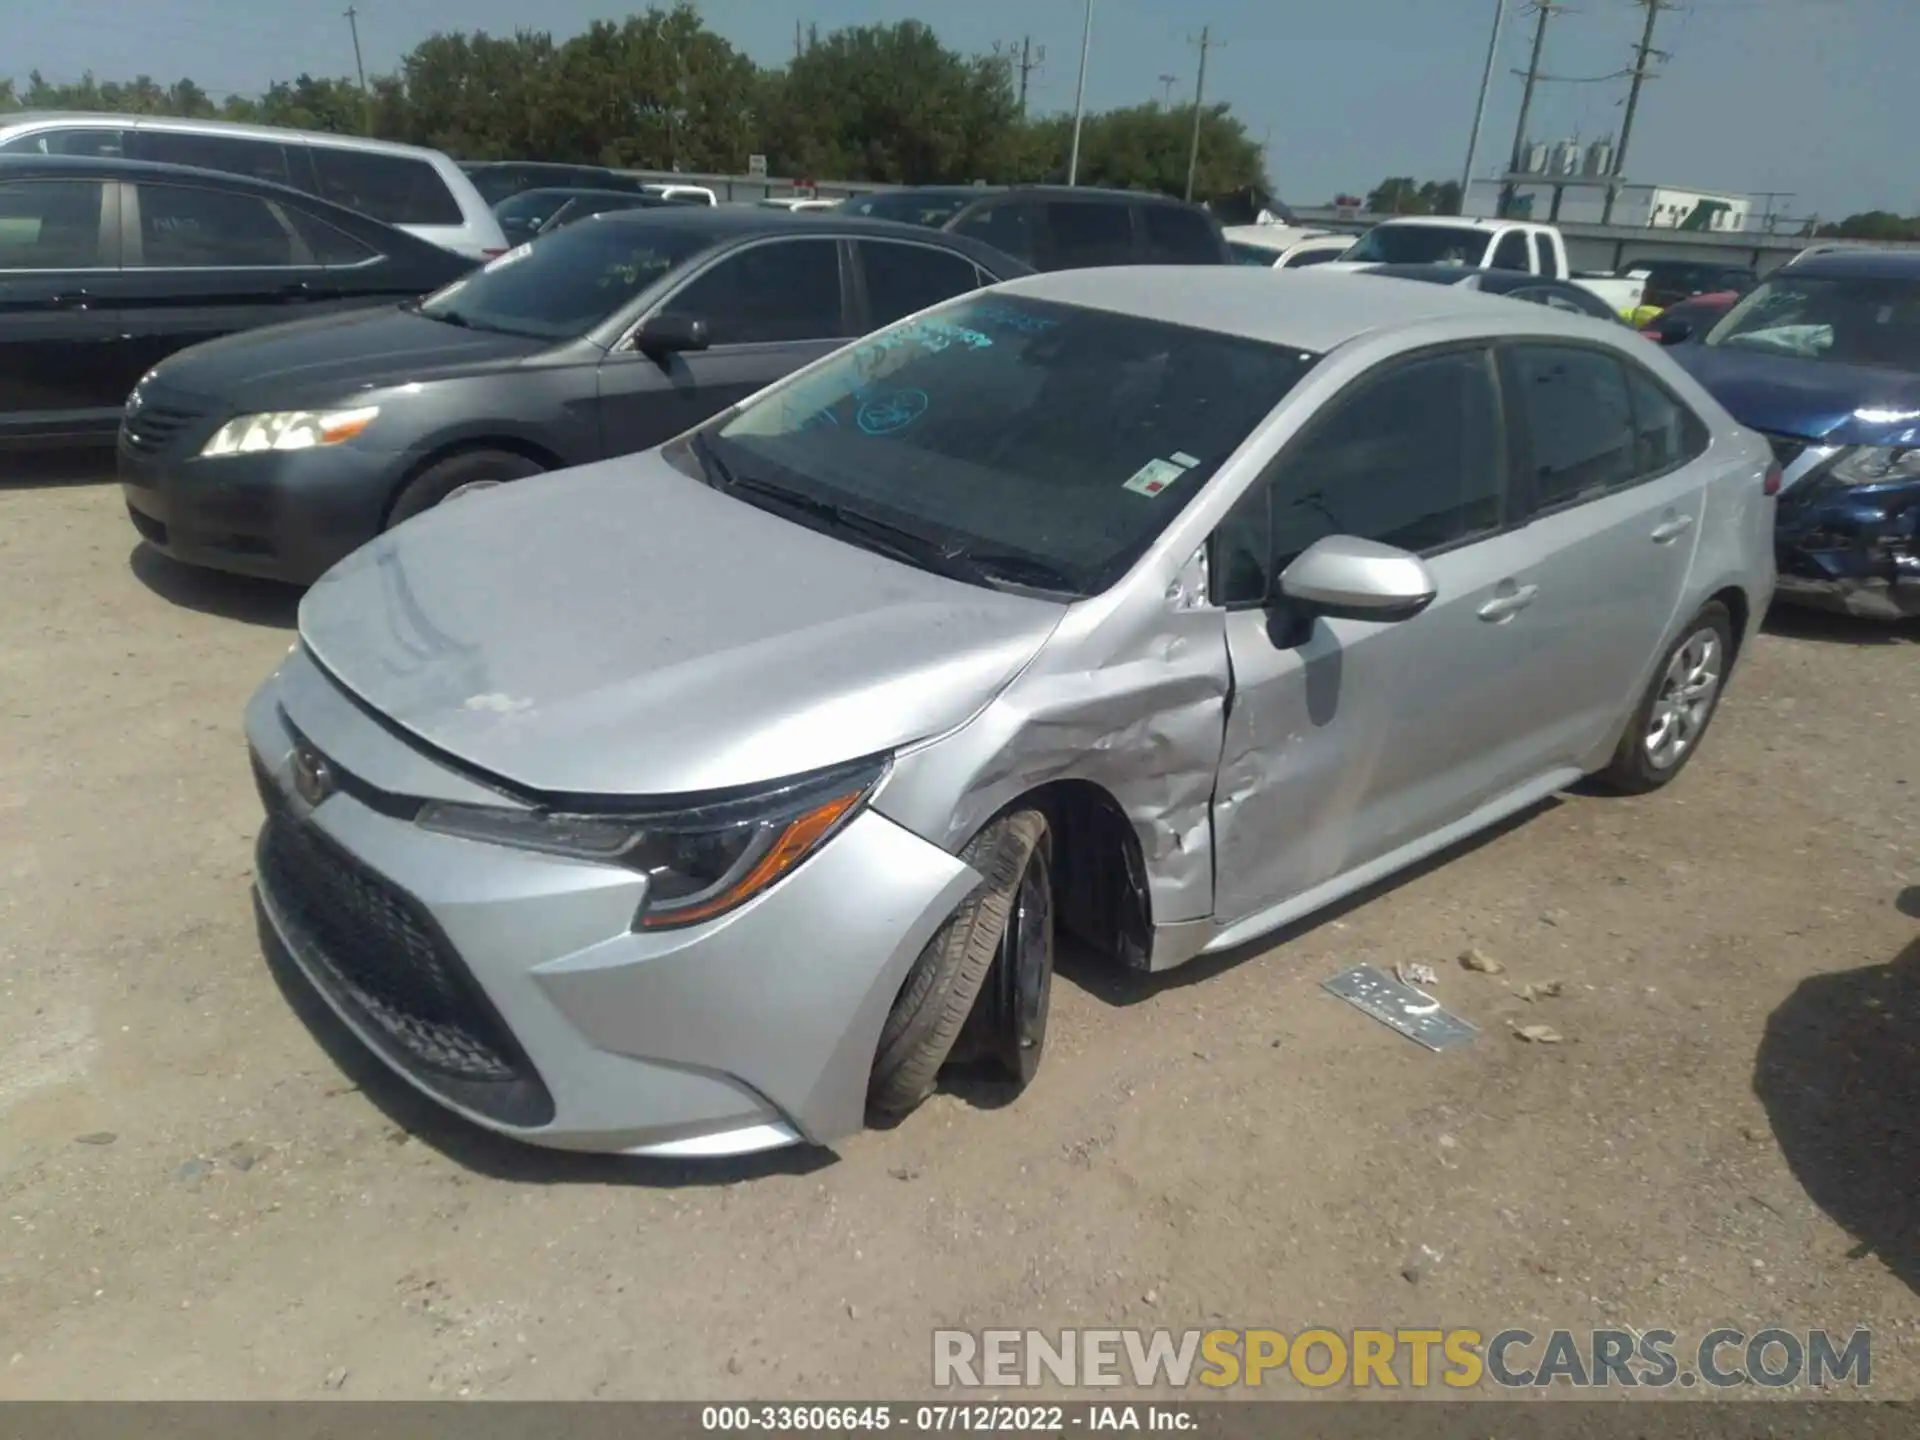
[867,809,1051,1123]
[1596,601,1734,794]
[388,449,544,528]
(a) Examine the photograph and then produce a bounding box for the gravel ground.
[1,463,1916,1400]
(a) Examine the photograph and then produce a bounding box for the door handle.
[1477,583,1539,622]
[1650,514,1695,543]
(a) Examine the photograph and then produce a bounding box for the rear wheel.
[1595,601,1733,793]
[387,449,544,528]
[867,809,1052,1123]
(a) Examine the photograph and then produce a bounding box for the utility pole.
[1157,72,1178,106]
[1752,190,1794,234]
[1013,36,1045,116]
[794,20,803,61]
[1497,0,1558,219]
[1602,0,1671,225]
[1067,0,1095,186]
[1459,0,1506,217]
[343,5,368,92]
[1183,25,1216,203]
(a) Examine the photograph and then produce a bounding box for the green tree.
[1018,102,1265,198]
[1816,210,1920,241]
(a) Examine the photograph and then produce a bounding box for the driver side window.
[1212,348,1506,605]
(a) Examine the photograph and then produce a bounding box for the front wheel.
[387,449,544,528]
[1595,601,1734,794]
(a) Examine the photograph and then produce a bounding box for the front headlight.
[199,406,380,458]
[415,755,888,930]
[1828,445,1920,487]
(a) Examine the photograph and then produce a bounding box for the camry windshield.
[1704,274,1920,370]
[842,192,973,229]
[698,294,1316,596]
[414,222,714,341]
[1340,224,1485,266]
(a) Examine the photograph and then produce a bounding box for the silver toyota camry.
[245,267,1778,1157]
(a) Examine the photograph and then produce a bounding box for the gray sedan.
[119,207,1028,583]
[245,267,1777,1157]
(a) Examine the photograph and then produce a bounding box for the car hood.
[296,452,1068,798]
[149,305,546,410]
[1670,344,1920,447]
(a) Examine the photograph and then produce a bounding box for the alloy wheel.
[1644,628,1723,770]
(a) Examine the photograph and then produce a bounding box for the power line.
[1183,24,1219,202]
[1601,0,1673,223]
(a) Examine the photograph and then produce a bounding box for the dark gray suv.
[840,185,1231,271]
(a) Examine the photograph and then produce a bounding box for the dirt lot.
[0,461,1916,1401]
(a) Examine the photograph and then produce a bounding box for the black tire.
[1595,601,1734,794]
[387,449,544,528]
[867,809,1051,1124]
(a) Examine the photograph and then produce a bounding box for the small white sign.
[747,153,768,178]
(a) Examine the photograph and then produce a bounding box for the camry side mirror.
[1278,534,1437,623]
[634,313,710,359]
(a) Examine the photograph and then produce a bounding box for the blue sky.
[11,0,1913,222]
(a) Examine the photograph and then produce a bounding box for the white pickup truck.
[1320,217,1647,316]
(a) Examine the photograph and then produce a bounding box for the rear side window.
[1140,204,1222,263]
[134,184,297,267]
[311,148,463,226]
[1506,345,1637,506]
[132,130,293,187]
[0,180,108,268]
[287,208,380,267]
[1283,246,1341,269]
[858,241,984,327]
[1,127,126,158]
[1490,231,1530,271]
[1623,364,1709,474]
[953,200,1035,265]
[1531,233,1551,274]
[1044,201,1135,269]
[660,238,845,345]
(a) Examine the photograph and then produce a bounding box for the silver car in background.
[245,269,1777,1158]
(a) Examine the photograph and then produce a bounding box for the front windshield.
[842,192,974,229]
[415,222,715,341]
[1227,241,1279,267]
[1704,273,1920,370]
[702,293,1317,596]
[1341,224,1485,266]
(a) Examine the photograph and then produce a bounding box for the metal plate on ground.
[1322,963,1478,1051]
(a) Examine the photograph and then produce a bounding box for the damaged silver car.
[246,268,1777,1157]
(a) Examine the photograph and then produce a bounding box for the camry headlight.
[1828,445,1920,487]
[199,406,379,458]
[415,755,888,930]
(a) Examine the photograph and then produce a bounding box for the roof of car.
[0,151,394,213]
[999,265,1609,352]
[1358,263,1579,293]
[0,110,448,160]
[586,204,1035,272]
[854,184,1204,207]
[1778,249,1920,280]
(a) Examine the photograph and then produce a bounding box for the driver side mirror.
[1278,534,1437,623]
[633,313,710,360]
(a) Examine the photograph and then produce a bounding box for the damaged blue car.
[1672,250,1920,620]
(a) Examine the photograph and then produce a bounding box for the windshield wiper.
[726,472,952,568]
[943,550,1084,596]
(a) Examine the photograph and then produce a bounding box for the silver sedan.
[245,267,1778,1157]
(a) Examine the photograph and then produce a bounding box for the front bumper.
[1773,474,1920,621]
[118,393,400,584]
[244,650,981,1155]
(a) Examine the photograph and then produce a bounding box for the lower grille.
[121,403,204,456]
[253,755,554,1127]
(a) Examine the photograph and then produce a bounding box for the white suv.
[0,113,507,259]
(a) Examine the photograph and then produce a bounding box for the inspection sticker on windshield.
[1124,458,1187,497]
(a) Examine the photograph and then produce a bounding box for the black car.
[461,161,646,208]
[119,207,1031,583]
[493,186,670,246]
[1355,263,1627,322]
[0,154,475,449]
[1624,259,1757,312]
[838,185,1231,271]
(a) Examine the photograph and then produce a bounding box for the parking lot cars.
[1353,263,1626,322]
[493,186,670,246]
[1671,249,1920,619]
[1640,289,1740,344]
[0,155,474,448]
[0,113,507,260]
[1327,217,1647,315]
[840,185,1231,270]
[1224,223,1358,270]
[1627,258,1757,312]
[460,160,648,207]
[243,267,1775,1156]
[117,207,1030,582]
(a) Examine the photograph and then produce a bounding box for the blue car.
[1671,250,1920,619]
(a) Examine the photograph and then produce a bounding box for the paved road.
[1,468,1915,1399]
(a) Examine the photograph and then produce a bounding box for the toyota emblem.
[291,741,334,806]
